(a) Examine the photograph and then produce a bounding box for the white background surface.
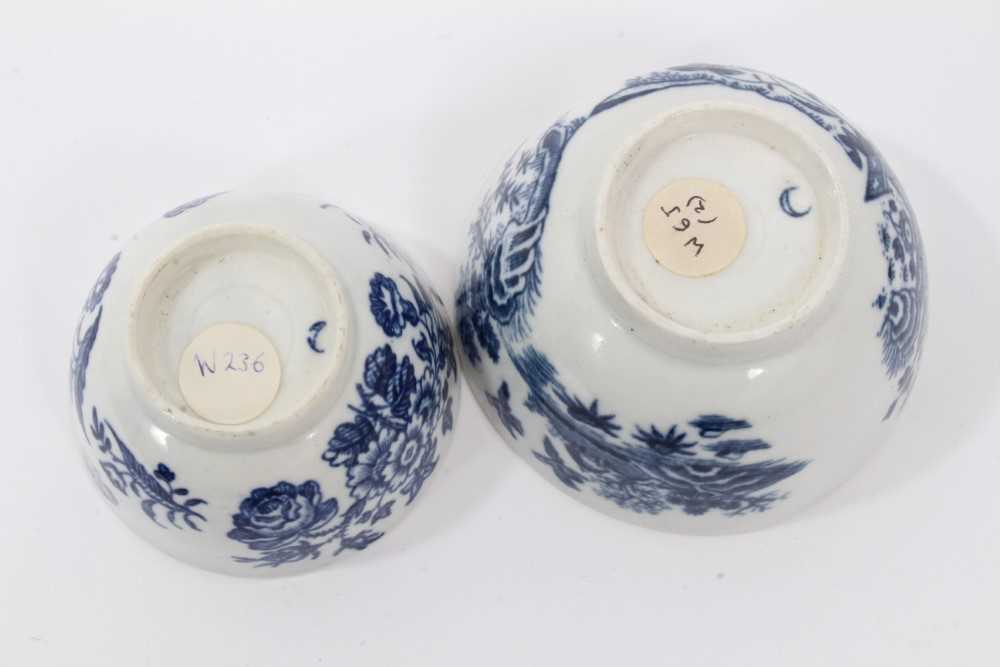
[2,2,998,665]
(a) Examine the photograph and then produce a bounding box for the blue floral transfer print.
[229,481,340,561]
[457,64,926,426]
[370,272,420,337]
[71,253,209,529]
[228,271,457,568]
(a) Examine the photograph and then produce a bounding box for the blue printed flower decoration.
[369,272,419,337]
[385,428,425,492]
[153,463,177,483]
[411,375,438,424]
[227,481,339,551]
[361,344,417,423]
[323,416,375,467]
[228,266,456,567]
[347,432,396,501]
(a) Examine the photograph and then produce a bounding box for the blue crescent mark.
[779,186,812,218]
[307,320,327,353]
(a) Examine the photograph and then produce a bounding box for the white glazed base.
[595,105,849,349]
[128,224,352,448]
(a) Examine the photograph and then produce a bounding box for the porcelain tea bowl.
[456,64,927,533]
[70,192,459,575]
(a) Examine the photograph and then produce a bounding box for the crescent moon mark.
[307,320,327,354]
[779,186,812,218]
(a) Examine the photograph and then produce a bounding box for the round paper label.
[642,178,747,277]
[177,323,282,425]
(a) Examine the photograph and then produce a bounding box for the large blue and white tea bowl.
[71,192,459,575]
[456,64,927,533]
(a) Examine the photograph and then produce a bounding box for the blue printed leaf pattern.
[633,425,697,457]
[88,408,208,529]
[336,530,384,555]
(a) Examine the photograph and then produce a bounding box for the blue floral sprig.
[89,408,208,530]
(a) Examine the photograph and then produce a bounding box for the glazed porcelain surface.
[70,192,459,575]
[456,64,927,533]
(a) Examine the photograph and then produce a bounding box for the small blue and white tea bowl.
[70,192,459,575]
[456,64,927,533]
